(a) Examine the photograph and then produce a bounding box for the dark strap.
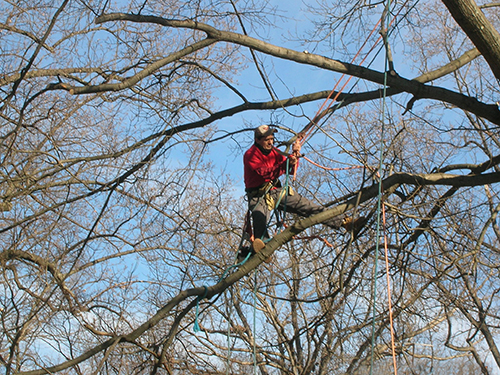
[245,179,281,194]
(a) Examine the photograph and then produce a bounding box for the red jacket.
[244,144,296,189]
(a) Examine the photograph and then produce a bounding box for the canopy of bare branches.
[1,0,500,374]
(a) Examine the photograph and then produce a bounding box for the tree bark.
[441,0,500,81]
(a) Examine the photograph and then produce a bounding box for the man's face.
[256,135,274,151]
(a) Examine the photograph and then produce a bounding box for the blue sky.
[205,1,391,197]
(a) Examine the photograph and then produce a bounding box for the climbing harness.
[236,157,293,264]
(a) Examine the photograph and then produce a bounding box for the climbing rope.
[252,270,258,374]
[302,156,368,172]
[297,2,410,149]
[194,5,415,375]
[297,0,412,176]
[370,1,398,374]
[193,286,208,333]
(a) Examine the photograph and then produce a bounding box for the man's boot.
[252,238,265,253]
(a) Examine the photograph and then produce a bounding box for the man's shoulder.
[245,144,257,152]
[244,144,260,157]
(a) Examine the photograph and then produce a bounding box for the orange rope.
[292,10,402,372]
[300,5,404,147]
[300,18,383,146]
[302,156,366,172]
[281,222,334,248]
[293,235,334,248]
[381,189,398,374]
[293,18,388,181]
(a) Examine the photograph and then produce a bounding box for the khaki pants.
[247,187,343,240]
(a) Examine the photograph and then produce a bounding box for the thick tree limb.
[441,0,500,81]
[94,13,500,125]
[16,169,500,375]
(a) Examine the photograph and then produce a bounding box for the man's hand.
[292,139,301,155]
[289,139,302,166]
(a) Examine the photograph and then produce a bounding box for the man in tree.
[241,125,360,259]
